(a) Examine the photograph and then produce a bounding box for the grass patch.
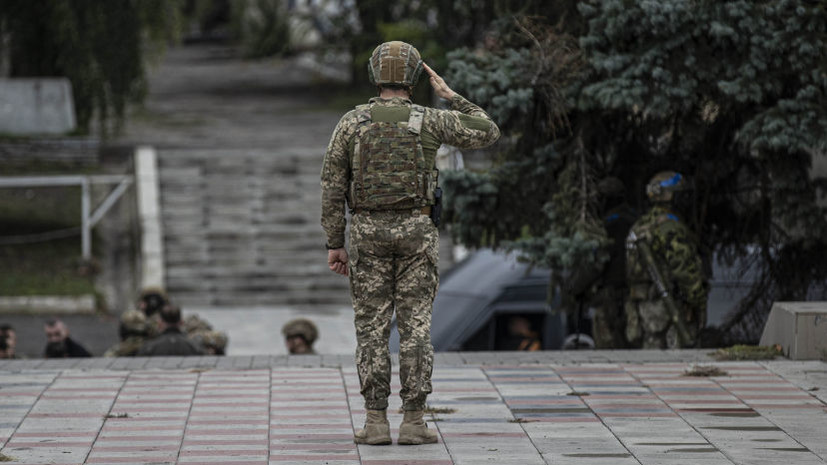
[711,345,783,361]
[566,391,590,397]
[0,187,81,230]
[0,452,16,462]
[0,187,97,297]
[0,238,96,296]
[684,365,728,377]
[0,160,103,176]
[508,418,537,423]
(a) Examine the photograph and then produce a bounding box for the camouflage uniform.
[104,310,149,357]
[591,202,637,349]
[189,330,228,355]
[561,178,635,349]
[321,94,499,411]
[625,173,708,348]
[183,314,213,335]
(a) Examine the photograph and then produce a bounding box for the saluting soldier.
[321,41,499,445]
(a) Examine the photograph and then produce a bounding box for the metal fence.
[0,175,133,260]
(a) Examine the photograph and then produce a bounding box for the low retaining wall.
[0,295,96,315]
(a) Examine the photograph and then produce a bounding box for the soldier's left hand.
[328,248,349,276]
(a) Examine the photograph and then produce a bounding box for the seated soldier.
[104,310,149,357]
[137,305,205,357]
[0,324,16,359]
[183,313,213,335]
[282,318,318,354]
[190,330,228,356]
[138,288,168,338]
[0,334,9,359]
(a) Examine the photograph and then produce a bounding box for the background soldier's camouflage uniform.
[103,310,149,357]
[321,94,499,411]
[625,204,708,348]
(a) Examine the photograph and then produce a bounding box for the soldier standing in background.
[321,41,499,445]
[591,177,636,348]
[562,177,636,349]
[625,171,708,348]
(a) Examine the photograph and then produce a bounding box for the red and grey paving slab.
[1,355,826,464]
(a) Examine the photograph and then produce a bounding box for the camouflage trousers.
[348,209,438,411]
[591,287,627,349]
[625,298,698,349]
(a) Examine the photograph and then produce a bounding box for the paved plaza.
[1,353,825,465]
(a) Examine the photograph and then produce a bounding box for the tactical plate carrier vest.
[349,103,438,211]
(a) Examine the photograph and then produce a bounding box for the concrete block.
[0,78,76,134]
[134,146,165,289]
[0,295,95,315]
[759,302,827,360]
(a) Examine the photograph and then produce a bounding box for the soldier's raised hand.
[423,63,456,100]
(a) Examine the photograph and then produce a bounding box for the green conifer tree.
[443,0,827,342]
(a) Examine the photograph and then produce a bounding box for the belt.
[353,206,431,216]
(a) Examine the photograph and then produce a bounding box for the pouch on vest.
[349,104,436,210]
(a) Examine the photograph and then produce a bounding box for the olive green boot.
[354,409,391,445]
[397,410,438,445]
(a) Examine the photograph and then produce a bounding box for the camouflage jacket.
[627,205,708,314]
[321,94,500,249]
[103,336,145,357]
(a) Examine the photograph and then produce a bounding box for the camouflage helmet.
[138,287,167,316]
[368,41,424,88]
[183,314,213,335]
[646,171,686,203]
[281,318,318,345]
[120,310,148,336]
[191,330,228,354]
[597,177,625,197]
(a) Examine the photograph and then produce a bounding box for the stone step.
[159,148,322,161]
[165,249,326,260]
[158,147,349,307]
[163,241,326,254]
[165,264,340,279]
[171,290,348,307]
[166,277,348,294]
[165,223,322,235]
[160,173,321,187]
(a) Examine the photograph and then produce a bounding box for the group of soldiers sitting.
[104,288,228,357]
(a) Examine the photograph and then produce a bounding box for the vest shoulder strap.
[408,104,425,135]
[354,104,372,124]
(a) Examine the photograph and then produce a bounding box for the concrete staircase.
[158,148,350,307]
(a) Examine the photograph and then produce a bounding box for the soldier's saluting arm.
[422,63,500,149]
